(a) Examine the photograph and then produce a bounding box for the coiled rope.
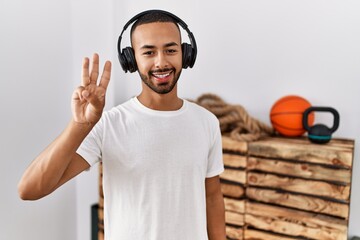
[194,93,274,142]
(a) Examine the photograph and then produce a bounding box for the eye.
[142,51,154,56]
[166,49,178,54]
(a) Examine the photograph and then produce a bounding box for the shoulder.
[186,100,218,120]
[185,100,221,146]
[97,98,136,125]
[104,98,135,116]
[185,100,220,128]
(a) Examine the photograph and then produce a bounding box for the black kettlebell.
[302,106,340,144]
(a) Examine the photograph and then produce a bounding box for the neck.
[137,86,183,111]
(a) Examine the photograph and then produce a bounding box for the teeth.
[153,72,170,78]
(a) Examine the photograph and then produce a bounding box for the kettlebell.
[302,106,340,144]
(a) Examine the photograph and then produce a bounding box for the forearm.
[18,119,94,200]
[206,192,226,240]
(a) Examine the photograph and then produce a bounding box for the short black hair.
[130,11,181,45]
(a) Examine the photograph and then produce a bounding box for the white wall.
[0,0,77,239]
[1,0,359,239]
[69,1,115,239]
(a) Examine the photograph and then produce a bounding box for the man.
[18,10,226,240]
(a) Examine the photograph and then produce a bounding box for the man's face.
[132,22,182,95]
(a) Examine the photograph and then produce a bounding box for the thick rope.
[194,93,274,142]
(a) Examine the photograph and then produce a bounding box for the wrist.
[68,118,96,136]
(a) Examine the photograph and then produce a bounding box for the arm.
[206,175,226,240]
[18,53,111,200]
[18,121,93,200]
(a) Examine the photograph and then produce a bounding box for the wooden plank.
[99,195,104,209]
[255,136,354,150]
[221,183,245,198]
[247,172,350,201]
[247,157,351,184]
[244,229,300,240]
[222,136,248,154]
[221,169,247,184]
[223,153,247,168]
[246,187,349,219]
[98,162,104,239]
[248,138,353,168]
[99,162,104,198]
[226,211,244,226]
[98,203,104,216]
[325,138,355,149]
[98,231,104,240]
[226,226,243,240]
[224,198,245,213]
[245,202,348,240]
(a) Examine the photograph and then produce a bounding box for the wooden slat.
[254,136,354,150]
[221,169,247,184]
[98,162,104,239]
[247,172,350,201]
[244,229,300,240]
[221,183,245,198]
[99,196,104,209]
[224,198,245,213]
[98,207,104,227]
[223,153,247,168]
[99,162,104,198]
[246,187,349,219]
[222,136,248,154]
[98,231,104,240]
[226,211,244,226]
[247,157,351,184]
[245,202,348,240]
[248,138,353,168]
[226,226,243,240]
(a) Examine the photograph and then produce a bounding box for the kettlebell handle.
[302,106,340,132]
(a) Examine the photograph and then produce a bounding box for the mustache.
[150,68,175,74]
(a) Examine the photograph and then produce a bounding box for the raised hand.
[72,53,112,124]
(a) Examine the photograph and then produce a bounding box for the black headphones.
[117,9,197,73]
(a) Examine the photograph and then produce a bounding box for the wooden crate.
[221,136,355,240]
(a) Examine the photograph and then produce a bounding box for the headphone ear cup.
[119,47,137,73]
[118,49,129,73]
[182,43,194,69]
[122,47,137,73]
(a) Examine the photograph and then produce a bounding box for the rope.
[194,93,274,142]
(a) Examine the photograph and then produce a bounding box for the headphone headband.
[123,10,188,33]
[117,9,197,73]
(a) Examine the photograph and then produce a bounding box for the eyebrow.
[164,42,179,48]
[140,42,179,50]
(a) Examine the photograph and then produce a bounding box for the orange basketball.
[270,95,314,137]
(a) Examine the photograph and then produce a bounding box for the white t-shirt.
[77,97,224,240]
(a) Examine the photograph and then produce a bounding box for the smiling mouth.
[152,72,171,78]
[151,70,174,83]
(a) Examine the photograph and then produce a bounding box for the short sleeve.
[206,123,224,178]
[76,120,103,167]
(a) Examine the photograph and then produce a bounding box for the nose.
[155,52,169,69]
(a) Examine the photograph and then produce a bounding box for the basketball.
[270,95,314,137]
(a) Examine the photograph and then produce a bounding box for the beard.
[139,67,182,95]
